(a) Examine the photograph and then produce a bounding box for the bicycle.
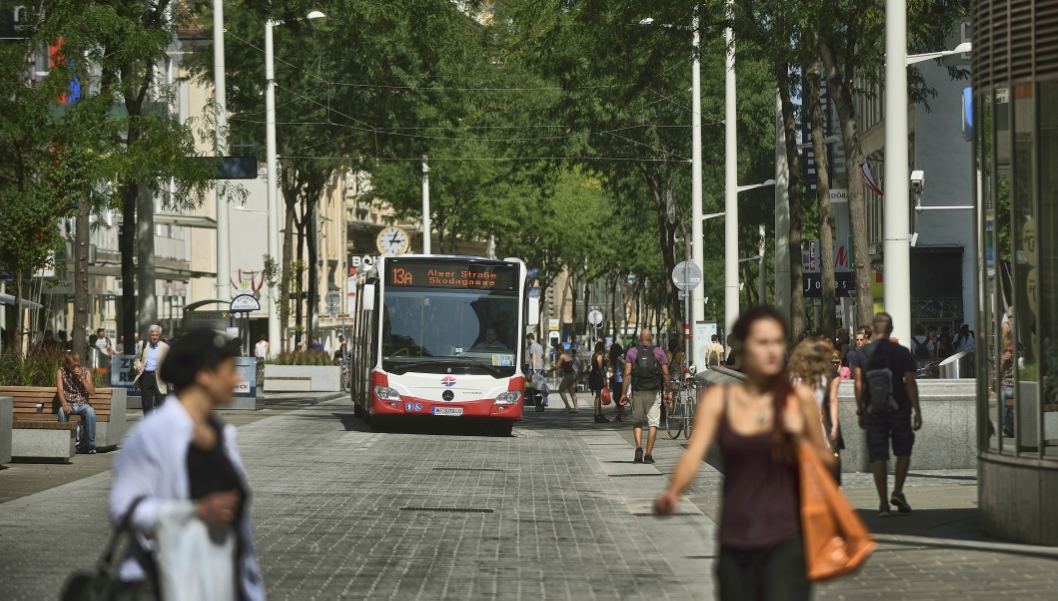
[666,369,699,439]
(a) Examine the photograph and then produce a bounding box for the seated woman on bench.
[57,351,97,454]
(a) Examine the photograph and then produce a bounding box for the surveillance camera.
[910,170,925,193]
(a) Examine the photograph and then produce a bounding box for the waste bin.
[87,347,110,374]
[939,351,973,379]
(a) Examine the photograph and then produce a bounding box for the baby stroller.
[527,372,549,412]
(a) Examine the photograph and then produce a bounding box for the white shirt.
[109,399,265,600]
[254,341,268,359]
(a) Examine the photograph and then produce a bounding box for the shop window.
[1037,81,1058,458]
[1012,83,1037,454]
[979,90,998,451]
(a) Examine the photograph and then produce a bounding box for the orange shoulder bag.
[798,441,876,581]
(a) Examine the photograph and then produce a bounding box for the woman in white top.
[110,329,265,600]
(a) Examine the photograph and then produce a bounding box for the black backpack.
[912,336,932,361]
[863,341,900,415]
[631,344,661,390]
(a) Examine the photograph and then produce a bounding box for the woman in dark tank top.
[655,307,835,601]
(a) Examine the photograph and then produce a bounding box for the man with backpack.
[620,328,671,464]
[854,313,922,517]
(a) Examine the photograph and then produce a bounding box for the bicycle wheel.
[666,391,684,439]
[683,386,697,439]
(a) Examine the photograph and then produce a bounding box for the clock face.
[377,226,409,254]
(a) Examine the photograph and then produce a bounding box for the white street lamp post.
[265,11,325,356]
[885,0,971,345]
[690,10,704,363]
[640,14,704,362]
[723,0,738,349]
[214,0,230,301]
[422,156,430,254]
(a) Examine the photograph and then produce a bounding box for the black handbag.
[61,497,159,601]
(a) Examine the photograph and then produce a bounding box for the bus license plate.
[432,407,463,416]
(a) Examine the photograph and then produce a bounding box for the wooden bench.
[0,386,127,461]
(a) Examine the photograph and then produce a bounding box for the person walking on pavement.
[608,342,627,421]
[705,335,725,367]
[854,313,922,517]
[110,328,265,600]
[621,328,671,464]
[132,325,171,414]
[547,341,579,413]
[57,351,98,454]
[589,340,610,423]
[655,307,833,600]
[525,333,544,378]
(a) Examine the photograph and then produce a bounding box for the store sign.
[802,272,856,298]
[802,238,853,273]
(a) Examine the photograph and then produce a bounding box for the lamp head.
[639,18,655,25]
[306,11,326,20]
[953,42,972,54]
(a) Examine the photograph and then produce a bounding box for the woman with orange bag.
[655,307,835,600]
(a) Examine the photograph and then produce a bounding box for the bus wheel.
[494,422,514,437]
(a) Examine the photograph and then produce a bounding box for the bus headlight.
[494,390,522,405]
[373,385,402,401]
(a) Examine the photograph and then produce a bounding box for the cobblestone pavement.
[0,398,715,600]
[604,405,1058,599]
[3,396,1058,599]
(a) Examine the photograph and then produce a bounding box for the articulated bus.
[349,255,536,435]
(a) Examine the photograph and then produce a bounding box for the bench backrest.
[0,386,113,422]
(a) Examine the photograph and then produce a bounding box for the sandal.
[560,407,571,413]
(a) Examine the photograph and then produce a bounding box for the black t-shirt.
[865,339,917,412]
[187,419,246,509]
[847,348,867,373]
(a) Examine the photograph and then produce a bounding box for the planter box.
[263,365,341,392]
[0,396,11,464]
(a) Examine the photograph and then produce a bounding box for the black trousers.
[717,537,810,601]
[141,371,164,414]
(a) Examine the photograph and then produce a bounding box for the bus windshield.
[381,288,519,376]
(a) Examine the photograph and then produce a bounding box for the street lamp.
[639,12,704,362]
[266,10,326,355]
[884,0,970,345]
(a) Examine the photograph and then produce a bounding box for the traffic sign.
[325,291,342,314]
[671,261,703,291]
[588,310,604,326]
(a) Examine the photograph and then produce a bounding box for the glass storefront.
[976,79,1058,459]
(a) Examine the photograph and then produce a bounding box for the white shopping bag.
[155,502,237,601]
[531,372,548,394]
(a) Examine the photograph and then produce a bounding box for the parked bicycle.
[666,366,699,439]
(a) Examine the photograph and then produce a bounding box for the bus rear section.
[352,255,527,435]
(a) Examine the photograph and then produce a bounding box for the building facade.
[972,0,1058,545]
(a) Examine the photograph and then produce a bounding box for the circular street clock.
[376,225,410,254]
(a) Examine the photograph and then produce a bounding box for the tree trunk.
[294,200,305,349]
[136,183,156,341]
[778,67,806,339]
[120,183,137,354]
[14,270,25,356]
[281,197,294,353]
[819,39,873,326]
[306,199,318,348]
[73,196,91,361]
[807,55,836,338]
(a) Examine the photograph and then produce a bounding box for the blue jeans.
[58,402,96,448]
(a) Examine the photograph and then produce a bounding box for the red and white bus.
[349,255,534,435]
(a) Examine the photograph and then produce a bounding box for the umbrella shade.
[0,293,43,309]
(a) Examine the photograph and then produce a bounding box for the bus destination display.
[387,261,517,290]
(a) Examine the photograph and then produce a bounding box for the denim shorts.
[865,409,914,462]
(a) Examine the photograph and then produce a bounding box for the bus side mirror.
[527,297,540,325]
